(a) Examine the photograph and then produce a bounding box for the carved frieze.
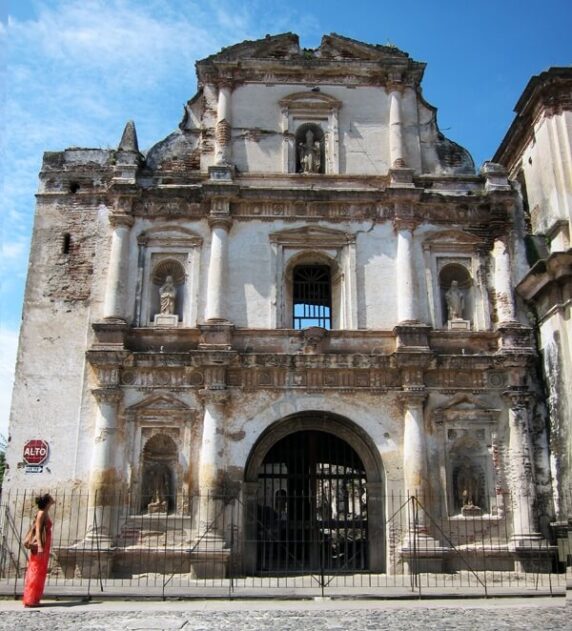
[132,199,204,219]
[234,201,381,222]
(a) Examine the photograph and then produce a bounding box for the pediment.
[200,33,300,63]
[279,92,342,112]
[127,393,191,412]
[137,224,202,247]
[424,230,483,247]
[433,394,500,423]
[318,34,410,62]
[270,225,354,247]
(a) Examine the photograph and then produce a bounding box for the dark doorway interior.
[255,430,368,573]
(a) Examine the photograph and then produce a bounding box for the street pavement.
[0,597,570,630]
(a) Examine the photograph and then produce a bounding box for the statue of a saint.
[455,464,480,509]
[298,129,321,173]
[159,275,177,315]
[445,280,464,320]
[145,462,171,513]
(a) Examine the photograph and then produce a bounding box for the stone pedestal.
[190,532,230,579]
[448,318,470,331]
[401,531,448,574]
[55,545,114,579]
[153,313,179,327]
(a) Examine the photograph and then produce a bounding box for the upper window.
[292,264,332,329]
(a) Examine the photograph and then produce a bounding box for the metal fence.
[0,487,570,599]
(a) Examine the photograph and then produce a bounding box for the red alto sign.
[23,440,49,465]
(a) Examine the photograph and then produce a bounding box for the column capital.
[393,217,419,232]
[208,215,233,230]
[91,387,123,405]
[198,387,230,407]
[503,388,533,410]
[398,389,428,410]
[108,212,134,228]
[216,77,234,90]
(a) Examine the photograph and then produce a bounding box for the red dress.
[22,517,52,606]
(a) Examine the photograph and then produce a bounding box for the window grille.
[292,265,331,329]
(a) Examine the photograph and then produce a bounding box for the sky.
[0,0,571,437]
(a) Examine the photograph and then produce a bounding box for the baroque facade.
[5,34,563,576]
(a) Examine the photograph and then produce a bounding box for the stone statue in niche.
[445,280,464,320]
[298,129,321,173]
[455,463,483,516]
[159,275,177,315]
[144,461,172,513]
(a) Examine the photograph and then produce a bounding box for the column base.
[198,322,234,349]
[389,167,415,187]
[510,533,555,573]
[400,529,449,574]
[208,164,235,181]
[190,531,230,579]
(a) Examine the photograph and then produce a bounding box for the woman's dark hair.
[35,494,53,510]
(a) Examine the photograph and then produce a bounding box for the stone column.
[400,390,444,571]
[192,383,230,578]
[401,392,428,506]
[214,81,232,166]
[87,387,122,548]
[205,217,232,322]
[395,221,418,323]
[103,212,133,320]
[504,390,542,545]
[388,86,407,168]
[492,239,516,324]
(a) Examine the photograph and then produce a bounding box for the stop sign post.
[23,440,49,466]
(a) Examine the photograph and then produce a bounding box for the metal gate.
[255,430,368,574]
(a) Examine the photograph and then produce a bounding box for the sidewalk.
[0,596,569,631]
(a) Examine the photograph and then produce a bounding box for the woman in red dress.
[23,493,55,607]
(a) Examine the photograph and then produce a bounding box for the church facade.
[4,34,563,577]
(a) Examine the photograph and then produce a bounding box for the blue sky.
[1,0,571,436]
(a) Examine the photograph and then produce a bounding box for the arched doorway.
[244,413,385,575]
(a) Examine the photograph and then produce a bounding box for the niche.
[150,259,185,324]
[439,263,472,327]
[295,123,325,174]
[140,433,178,513]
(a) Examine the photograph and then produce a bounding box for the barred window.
[292,264,331,329]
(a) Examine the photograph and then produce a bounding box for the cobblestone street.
[0,597,569,631]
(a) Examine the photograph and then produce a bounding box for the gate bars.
[0,487,569,598]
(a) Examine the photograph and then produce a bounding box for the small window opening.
[69,181,80,194]
[62,233,72,255]
[293,264,331,329]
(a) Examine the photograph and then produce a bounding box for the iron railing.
[0,487,569,599]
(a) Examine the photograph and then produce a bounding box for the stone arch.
[245,411,384,484]
[243,411,385,573]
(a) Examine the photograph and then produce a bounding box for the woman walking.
[22,493,54,607]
